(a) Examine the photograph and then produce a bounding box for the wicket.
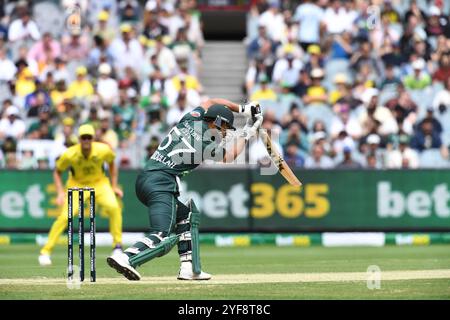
[67,187,96,282]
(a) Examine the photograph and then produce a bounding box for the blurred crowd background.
[246,0,450,169]
[1,0,450,170]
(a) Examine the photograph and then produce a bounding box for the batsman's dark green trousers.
[135,170,190,253]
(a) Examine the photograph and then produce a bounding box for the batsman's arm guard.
[128,234,179,268]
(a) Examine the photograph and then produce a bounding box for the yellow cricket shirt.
[56,142,115,184]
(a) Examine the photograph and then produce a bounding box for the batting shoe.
[111,244,123,256]
[107,251,141,281]
[177,261,211,280]
[38,254,52,266]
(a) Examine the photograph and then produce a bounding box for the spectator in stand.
[66,66,94,100]
[97,63,119,106]
[385,134,419,169]
[61,29,89,61]
[329,30,353,60]
[272,52,303,87]
[323,0,349,36]
[330,103,362,140]
[433,77,450,112]
[359,88,398,137]
[410,118,442,152]
[304,143,334,169]
[425,6,446,37]
[380,64,402,89]
[93,10,116,46]
[109,24,143,77]
[363,134,385,169]
[303,68,328,105]
[246,56,271,95]
[432,51,450,83]
[247,25,276,60]
[120,0,140,23]
[27,32,61,72]
[293,0,324,51]
[0,47,17,82]
[364,153,378,169]
[18,149,37,169]
[97,115,119,150]
[166,91,192,126]
[292,68,310,99]
[250,74,277,102]
[24,81,51,117]
[258,2,285,44]
[403,58,432,90]
[335,146,362,169]
[385,85,418,135]
[143,9,169,40]
[280,121,309,159]
[284,141,305,168]
[329,73,352,105]
[0,106,26,141]
[303,44,324,75]
[8,9,40,44]
[145,35,178,78]
[15,67,36,98]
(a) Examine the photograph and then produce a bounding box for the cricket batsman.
[107,98,262,280]
[38,124,124,266]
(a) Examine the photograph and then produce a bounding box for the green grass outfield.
[1,244,449,300]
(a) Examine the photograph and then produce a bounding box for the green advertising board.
[1,169,449,232]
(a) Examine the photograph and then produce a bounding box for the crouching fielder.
[107,98,262,280]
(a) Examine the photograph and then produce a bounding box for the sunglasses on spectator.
[80,135,93,141]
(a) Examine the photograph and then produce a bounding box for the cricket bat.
[247,101,302,186]
[259,129,302,186]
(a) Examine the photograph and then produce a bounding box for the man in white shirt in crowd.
[8,10,41,43]
[258,2,285,43]
[386,134,419,169]
[110,24,143,77]
[97,63,119,105]
[272,52,303,86]
[0,48,17,82]
[0,106,26,141]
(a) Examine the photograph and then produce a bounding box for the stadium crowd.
[246,0,450,169]
[0,0,204,169]
[1,0,450,170]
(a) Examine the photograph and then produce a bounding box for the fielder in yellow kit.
[38,124,123,266]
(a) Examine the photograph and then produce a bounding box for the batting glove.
[240,115,263,141]
[239,101,261,119]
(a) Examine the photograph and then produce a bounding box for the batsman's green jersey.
[144,106,224,176]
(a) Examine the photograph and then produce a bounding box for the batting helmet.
[203,104,236,130]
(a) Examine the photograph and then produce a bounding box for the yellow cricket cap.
[120,24,132,33]
[307,44,321,55]
[98,10,109,21]
[63,117,75,126]
[21,68,34,78]
[76,66,87,75]
[78,124,95,137]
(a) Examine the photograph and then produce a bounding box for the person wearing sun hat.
[304,68,328,105]
[109,23,143,76]
[93,10,116,45]
[66,66,94,99]
[39,123,124,266]
[403,58,431,90]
